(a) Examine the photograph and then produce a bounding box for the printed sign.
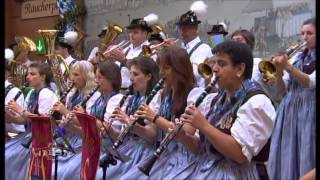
[21,0,59,20]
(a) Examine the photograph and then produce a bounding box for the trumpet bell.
[198,63,213,80]
[142,45,153,57]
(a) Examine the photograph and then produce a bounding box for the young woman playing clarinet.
[50,60,100,179]
[181,41,275,179]
[5,63,58,180]
[135,45,209,179]
[96,56,161,179]
[59,61,124,179]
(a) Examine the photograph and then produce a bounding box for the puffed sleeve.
[187,87,217,138]
[38,88,59,114]
[309,70,315,88]
[104,93,125,131]
[230,94,275,162]
[187,87,218,115]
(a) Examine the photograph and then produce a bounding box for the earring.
[237,74,241,78]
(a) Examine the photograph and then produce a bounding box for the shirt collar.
[183,36,201,49]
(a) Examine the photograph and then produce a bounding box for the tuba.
[11,36,37,88]
[96,22,124,62]
[258,42,306,85]
[38,30,70,93]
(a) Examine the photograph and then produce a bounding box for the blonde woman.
[50,60,100,179]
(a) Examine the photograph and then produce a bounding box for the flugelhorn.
[138,77,219,176]
[38,29,70,93]
[258,42,306,85]
[112,78,164,149]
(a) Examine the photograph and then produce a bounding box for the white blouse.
[120,40,150,89]
[199,91,275,162]
[24,88,58,114]
[5,80,25,133]
[106,91,161,131]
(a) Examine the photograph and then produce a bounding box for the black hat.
[175,11,201,26]
[207,24,228,36]
[97,26,108,38]
[126,18,153,33]
[148,33,164,43]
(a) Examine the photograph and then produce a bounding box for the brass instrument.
[102,40,131,56]
[150,23,165,35]
[142,38,178,57]
[97,22,124,62]
[11,36,37,88]
[142,42,165,57]
[138,77,219,176]
[259,42,306,85]
[38,30,70,93]
[198,63,213,81]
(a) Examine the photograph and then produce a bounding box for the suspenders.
[188,41,204,57]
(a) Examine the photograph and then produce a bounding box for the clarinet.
[112,78,164,149]
[21,84,74,149]
[54,85,100,151]
[51,83,74,120]
[100,85,133,136]
[21,85,99,150]
[138,77,219,176]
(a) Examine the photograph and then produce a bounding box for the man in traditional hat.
[176,10,213,87]
[106,17,153,89]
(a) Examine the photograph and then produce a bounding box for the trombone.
[258,42,306,85]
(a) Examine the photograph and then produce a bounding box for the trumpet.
[138,77,219,176]
[142,38,178,57]
[101,40,131,57]
[259,42,306,85]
